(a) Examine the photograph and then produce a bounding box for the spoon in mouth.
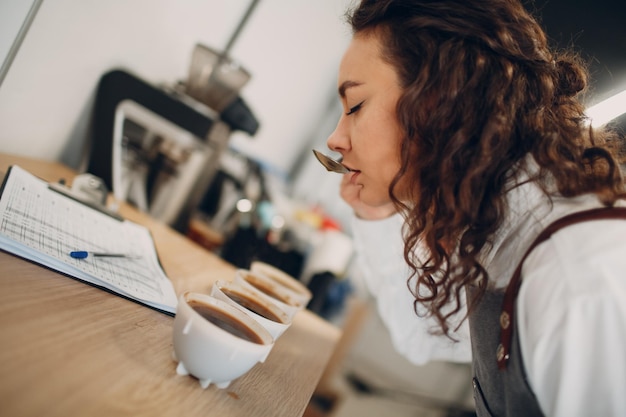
[312,150,354,174]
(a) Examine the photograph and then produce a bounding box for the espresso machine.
[86,45,259,233]
[86,1,261,232]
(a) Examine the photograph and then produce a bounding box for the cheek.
[363,159,401,203]
[359,104,404,179]
[373,139,408,200]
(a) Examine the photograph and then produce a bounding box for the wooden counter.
[0,153,340,417]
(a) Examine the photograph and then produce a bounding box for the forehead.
[340,32,383,73]
[338,31,399,96]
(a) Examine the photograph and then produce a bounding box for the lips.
[341,161,360,177]
[349,170,361,184]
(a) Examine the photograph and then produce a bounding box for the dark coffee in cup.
[262,270,301,293]
[189,300,264,344]
[243,273,296,306]
[222,288,285,323]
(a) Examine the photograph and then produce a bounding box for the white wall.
[0,0,352,177]
[0,0,37,76]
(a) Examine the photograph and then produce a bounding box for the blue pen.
[70,251,129,259]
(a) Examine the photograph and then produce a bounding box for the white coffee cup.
[172,291,274,389]
[211,279,292,340]
[250,261,313,306]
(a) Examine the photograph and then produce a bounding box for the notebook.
[0,165,178,315]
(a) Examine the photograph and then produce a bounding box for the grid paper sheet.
[0,165,177,314]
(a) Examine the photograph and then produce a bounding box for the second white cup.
[211,279,292,340]
[234,269,302,320]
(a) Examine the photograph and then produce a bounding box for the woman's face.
[327,30,404,207]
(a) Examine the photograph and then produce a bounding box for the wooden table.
[0,153,340,417]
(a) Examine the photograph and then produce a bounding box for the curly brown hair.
[348,0,626,337]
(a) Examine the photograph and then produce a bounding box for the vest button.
[500,311,510,329]
[496,343,508,362]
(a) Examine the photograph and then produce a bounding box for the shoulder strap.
[497,207,626,370]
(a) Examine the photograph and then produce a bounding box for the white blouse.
[350,170,626,417]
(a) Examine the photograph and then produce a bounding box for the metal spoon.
[312,150,354,174]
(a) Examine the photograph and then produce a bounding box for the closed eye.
[346,100,364,116]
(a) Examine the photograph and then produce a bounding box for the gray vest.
[468,285,544,417]
[467,207,626,416]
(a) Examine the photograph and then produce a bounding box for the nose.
[326,115,350,154]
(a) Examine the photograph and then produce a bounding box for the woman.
[326,0,626,416]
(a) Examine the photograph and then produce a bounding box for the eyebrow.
[338,80,363,98]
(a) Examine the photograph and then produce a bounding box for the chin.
[360,191,392,208]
